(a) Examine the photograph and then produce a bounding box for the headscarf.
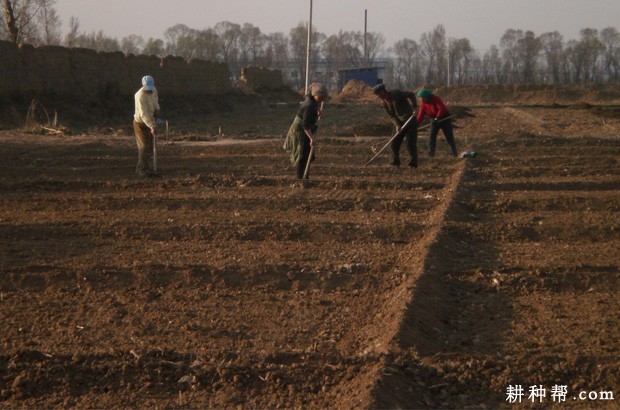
[416,89,432,99]
[309,82,328,98]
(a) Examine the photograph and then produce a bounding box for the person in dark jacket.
[283,83,327,179]
[416,89,457,157]
[372,83,418,168]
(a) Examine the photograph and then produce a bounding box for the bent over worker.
[283,83,327,180]
[372,83,418,168]
[133,75,160,176]
[416,89,457,157]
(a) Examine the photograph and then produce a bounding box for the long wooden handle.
[152,134,157,172]
[303,145,314,179]
[364,114,417,166]
[302,101,324,179]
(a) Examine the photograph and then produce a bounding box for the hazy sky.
[54,0,620,52]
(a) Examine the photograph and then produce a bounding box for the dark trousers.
[296,134,315,179]
[428,119,457,157]
[390,123,418,167]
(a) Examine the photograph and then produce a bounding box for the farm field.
[0,100,619,408]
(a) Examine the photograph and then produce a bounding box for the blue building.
[338,67,380,91]
[280,58,393,92]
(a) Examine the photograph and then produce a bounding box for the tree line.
[3,0,620,89]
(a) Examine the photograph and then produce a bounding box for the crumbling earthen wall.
[0,40,232,100]
[239,66,284,91]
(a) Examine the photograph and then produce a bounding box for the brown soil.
[436,84,620,106]
[333,80,377,103]
[0,89,619,408]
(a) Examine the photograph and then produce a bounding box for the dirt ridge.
[363,160,469,407]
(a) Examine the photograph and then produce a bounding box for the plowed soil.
[0,99,619,408]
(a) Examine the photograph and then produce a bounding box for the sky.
[54,0,620,52]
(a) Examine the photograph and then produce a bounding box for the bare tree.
[516,30,541,83]
[600,27,620,83]
[214,21,241,76]
[142,37,164,56]
[481,45,505,84]
[469,55,483,83]
[264,31,288,70]
[238,23,263,67]
[322,30,364,71]
[364,31,385,66]
[289,22,323,89]
[164,23,194,57]
[2,0,20,43]
[321,33,342,90]
[392,38,423,88]
[121,34,144,55]
[577,28,604,83]
[193,28,220,61]
[0,12,6,38]
[322,31,359,89]
[500,29,524,83]
[340,31,363,67]
[539,31,564,84]
[563,40,581,83]
[63,15,78,47]
[421,25,447,85]
[35,0,60,45]
[163,22,221,61]
[74,29,119,52]
[449,37,475,85]
[3,0,60,45]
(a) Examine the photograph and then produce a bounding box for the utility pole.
[364,9,368,65]
[304,0,313,93]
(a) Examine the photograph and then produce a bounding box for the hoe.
[303,102,324,179]
[366,114,456,164]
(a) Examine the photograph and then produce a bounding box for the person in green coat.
[283,83,328,179]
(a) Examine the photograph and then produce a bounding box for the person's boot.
[408,159,417,168]
[390,158,401,167]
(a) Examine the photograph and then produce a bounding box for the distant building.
[281,58,394,92]
[338,67,380,91]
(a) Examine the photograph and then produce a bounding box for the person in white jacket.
[133,75,160,176]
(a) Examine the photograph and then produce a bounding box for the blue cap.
[142,75,155,91]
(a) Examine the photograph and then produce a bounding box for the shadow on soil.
[370,159,513,409]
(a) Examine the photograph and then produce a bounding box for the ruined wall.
[239,66,284,91]
[0,40,232,101]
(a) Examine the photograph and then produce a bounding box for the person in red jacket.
[416,89,457,157]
